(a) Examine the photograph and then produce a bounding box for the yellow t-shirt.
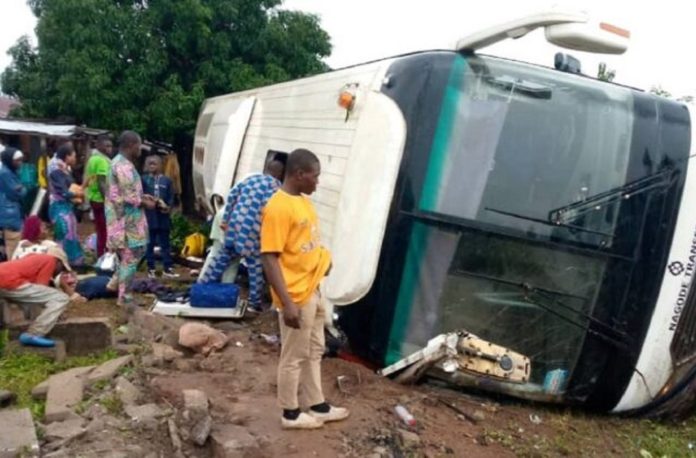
[260,190,331,307]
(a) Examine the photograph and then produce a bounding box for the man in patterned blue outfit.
[199,159,285,311]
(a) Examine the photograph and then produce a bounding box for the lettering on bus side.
[668,228,696,331]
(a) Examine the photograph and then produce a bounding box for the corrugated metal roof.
[0,119,76,136]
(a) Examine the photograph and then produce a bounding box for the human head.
[96,134,114,157]
[21,215,44,243]
[264,158,285,182]
[45,244,72,272]
[56,143,77,167]
[0,147,23,172]
[145,155,162,175]
[118,130,142,160]
[285,148,320,195]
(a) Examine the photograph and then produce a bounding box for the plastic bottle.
[394,404,416,426]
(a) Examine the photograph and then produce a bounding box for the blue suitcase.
[190,283,240,308]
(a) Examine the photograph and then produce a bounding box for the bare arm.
[261,253,300,328]
[97,175,108,201]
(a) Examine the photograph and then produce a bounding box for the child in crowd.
[141,155,178,278]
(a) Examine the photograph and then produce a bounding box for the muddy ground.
[44,288,696,458]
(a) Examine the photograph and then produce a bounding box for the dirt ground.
[31,220,695,457]
[46,299,691,458]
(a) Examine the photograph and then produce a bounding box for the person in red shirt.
[0,253,71,347]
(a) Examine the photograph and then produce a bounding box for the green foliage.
[170,211,208,253]
[597,62,616,82]
[0,348,118,419]
[1,0,332,143]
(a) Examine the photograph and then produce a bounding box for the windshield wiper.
[521,283,634,353]
[454,269,634,352]
[485,75,553,99]
[485,207,615,238]
[548,169,673,225]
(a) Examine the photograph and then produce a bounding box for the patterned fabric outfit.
[48,157,84,266]
[105,153,148,305]
[199,173,280,307]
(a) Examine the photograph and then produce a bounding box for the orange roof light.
[600,22,631,39]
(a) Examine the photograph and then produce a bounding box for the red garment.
[22,215,42,242]
[91,202,107,257]
[0,254,57,290]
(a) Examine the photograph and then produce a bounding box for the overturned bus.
[192,11,694,415]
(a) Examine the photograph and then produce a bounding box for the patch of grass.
[0,347,120,419]
[100,393,124,415]
[92,379,111,391]
[0,328,8,356]
[617,417,696,457]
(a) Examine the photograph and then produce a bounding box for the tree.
[597,62,615,82]
[1,0,332,143]
[649,85,672,98]
[649,86,694,103]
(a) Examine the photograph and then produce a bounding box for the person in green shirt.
[83,134,113,257]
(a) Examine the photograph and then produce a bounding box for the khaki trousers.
[277,290,325,410]
[3,229,21,260]
[0,284,69,336]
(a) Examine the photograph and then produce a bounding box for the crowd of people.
[0,138,349,429]
[0,130,177,343]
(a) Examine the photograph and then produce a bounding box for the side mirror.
[545,22,629,55]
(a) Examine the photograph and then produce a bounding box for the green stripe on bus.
[385,56,467,365]
[419,55,466,211]
[385,221,428,364]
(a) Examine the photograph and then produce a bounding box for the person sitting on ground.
[0,251,72,347]
[141,155,178,279]
[261,148,349,429]
[0,147,27,260]
[198,158,284,312]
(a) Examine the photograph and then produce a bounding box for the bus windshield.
[391,55,650,389]
[420,55,638,251]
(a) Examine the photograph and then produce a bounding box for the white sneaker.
[281,412,324,430]
[308,405,350,423]
[147,269,157,279]
[163,269,180,279]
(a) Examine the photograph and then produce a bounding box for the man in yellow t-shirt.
[261,148,349,430]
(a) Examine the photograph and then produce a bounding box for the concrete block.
[5,340,66,363]
[0,408,40,457]
[211,424,260,458]
[125,403,165,428]
[87,355,133,384]
[48,318,113,356]
[44,367,93,423]
[183,389,209,415]
[44,418,86,442]
[31,380,50,401]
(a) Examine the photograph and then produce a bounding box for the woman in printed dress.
[48,143,85,266]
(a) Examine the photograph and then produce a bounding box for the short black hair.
[56,143,75,161]
[145,154,163,164]
[118,130,141,149]
[97,133,112,145]
[286,148,319,176]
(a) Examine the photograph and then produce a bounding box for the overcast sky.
[2,0,695,97]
